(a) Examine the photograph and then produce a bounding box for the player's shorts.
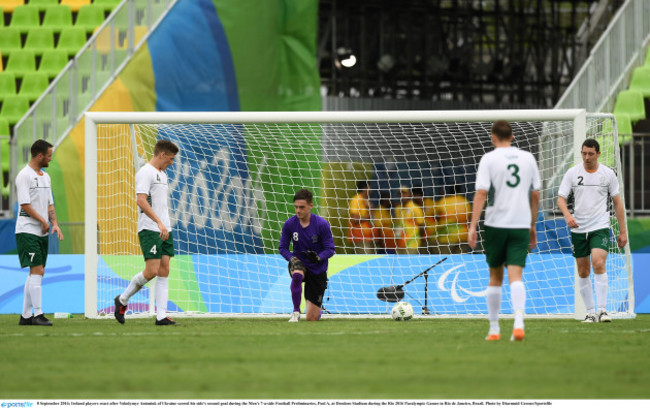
[287,264,328,307]
[571,228,610,258]
[138,230,174,260]
[483,226,529,268]
[16,233,49,268]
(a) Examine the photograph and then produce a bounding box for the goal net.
[84,110,634,319]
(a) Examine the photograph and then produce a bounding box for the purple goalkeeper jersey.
[279,214,335,275]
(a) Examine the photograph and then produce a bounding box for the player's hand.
[617,232,628,248]
[41,220,50,235]
[301,250,321,263]
[52,224,64,241]
[158,222,169,241]
[467,227,477,250]
[565,215,579,229]
[529,227,537,250]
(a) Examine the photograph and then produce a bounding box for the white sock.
[486,286,502,334]
[22,275,32,319]
[29,274,43,316]
[578,276,595,314]
[510,280,526,329]
[155,276,169,321]
[120,272,149,304]
[594,273,608,312]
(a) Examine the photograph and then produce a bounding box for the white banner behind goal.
[84,110,634,319]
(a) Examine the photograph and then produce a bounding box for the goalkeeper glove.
[301,250,321,263]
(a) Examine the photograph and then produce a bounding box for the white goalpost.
[84,110,635,319]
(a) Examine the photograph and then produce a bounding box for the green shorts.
[138,230,174,260]
[16,233,49,268]
[571,228,610,258]
[483,226,530,268]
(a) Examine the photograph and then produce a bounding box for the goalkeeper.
[279,189,335,322]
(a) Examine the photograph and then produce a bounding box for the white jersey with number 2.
[136,163,172,233]
[558,163,619,234]
[475,146,541,229]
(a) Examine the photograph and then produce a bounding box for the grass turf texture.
[1,315,649,399]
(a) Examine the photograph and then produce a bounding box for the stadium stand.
[4,49,36,78]
[0,0,24,14]
[94,0,120,13]
[24,27,55,56]
[61,0,91,13]
[29,0,58,12]
[75,4,105,33]
[0,27,22,56]
[0,95,29,126]
[629,66,650,98]
[56,26,87,56]
[8,4,39,33]
[38,49,69,78]
[42,4,73,33]
[19,72,49,102]
[613,89,646,124]
[0,72,17,101]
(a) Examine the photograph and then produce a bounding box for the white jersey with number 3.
[557,163,619,233]
[136,163,171,233]
[475,146,541,229]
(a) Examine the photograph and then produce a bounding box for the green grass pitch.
[1,314,649,399]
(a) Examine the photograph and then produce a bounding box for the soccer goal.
[84,110,634,319]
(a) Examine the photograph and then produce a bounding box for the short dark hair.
[491,120,513,141]
[154,140,179,156]
[293,188,313,203]
[31,139,53,158]
[356,180,369,192]
[412,186,424,197]
[582,138,600,153]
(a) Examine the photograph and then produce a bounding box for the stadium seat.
[601,113,632,147]
[0,72,17,102]
[0,117,9,137]
[0,95,29,126]
[56,27,88,57]
[0,0,25,14]
[4,50,36,78]
[61,0,91,13]
[75,4,106,33]
[0,27,22,57]
[613,89,646,124]
[644,49,650,67]
[0,135,9,174]
[38,49,69,79]
[629,66,650,98]
[42,5,73,33]
[94,0,122,13]
[19,72,49,102]
[24,27,55,56]
[29,0,58,12]
[8,5,40,33]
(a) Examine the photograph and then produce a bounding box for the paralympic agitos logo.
[437,264,487,302]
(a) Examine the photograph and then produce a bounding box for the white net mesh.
[90,113,633,318]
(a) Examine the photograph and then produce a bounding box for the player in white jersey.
[114,140,180,326]
[557,138,627,323]
[468,121,541,342]
[16,140,64,326]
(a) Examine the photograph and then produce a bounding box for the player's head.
[490,120,514,144]
[153,140,179,170]
[412,186,424,205]
[293,188,314,221]
[31,139,53,168]
[356,180,370,194]
[581,138,601,167]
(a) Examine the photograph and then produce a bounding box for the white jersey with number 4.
[136,163,172,233]
[475,146,541,229]
[15,165,54,237]
[558,163,619,234]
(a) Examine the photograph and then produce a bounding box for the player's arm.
[557,196,578,229]
[20,203,49,234]
[468,189,487,250]
[48,204,63,240]
[278,223,293,261]
[529,190,539,250]
[137,193,168,240]
[612,195,628,248]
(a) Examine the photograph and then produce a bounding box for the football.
[391,301,414,321]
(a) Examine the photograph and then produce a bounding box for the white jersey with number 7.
[475,146,541,229]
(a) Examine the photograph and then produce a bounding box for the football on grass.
[391,301,414,321]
